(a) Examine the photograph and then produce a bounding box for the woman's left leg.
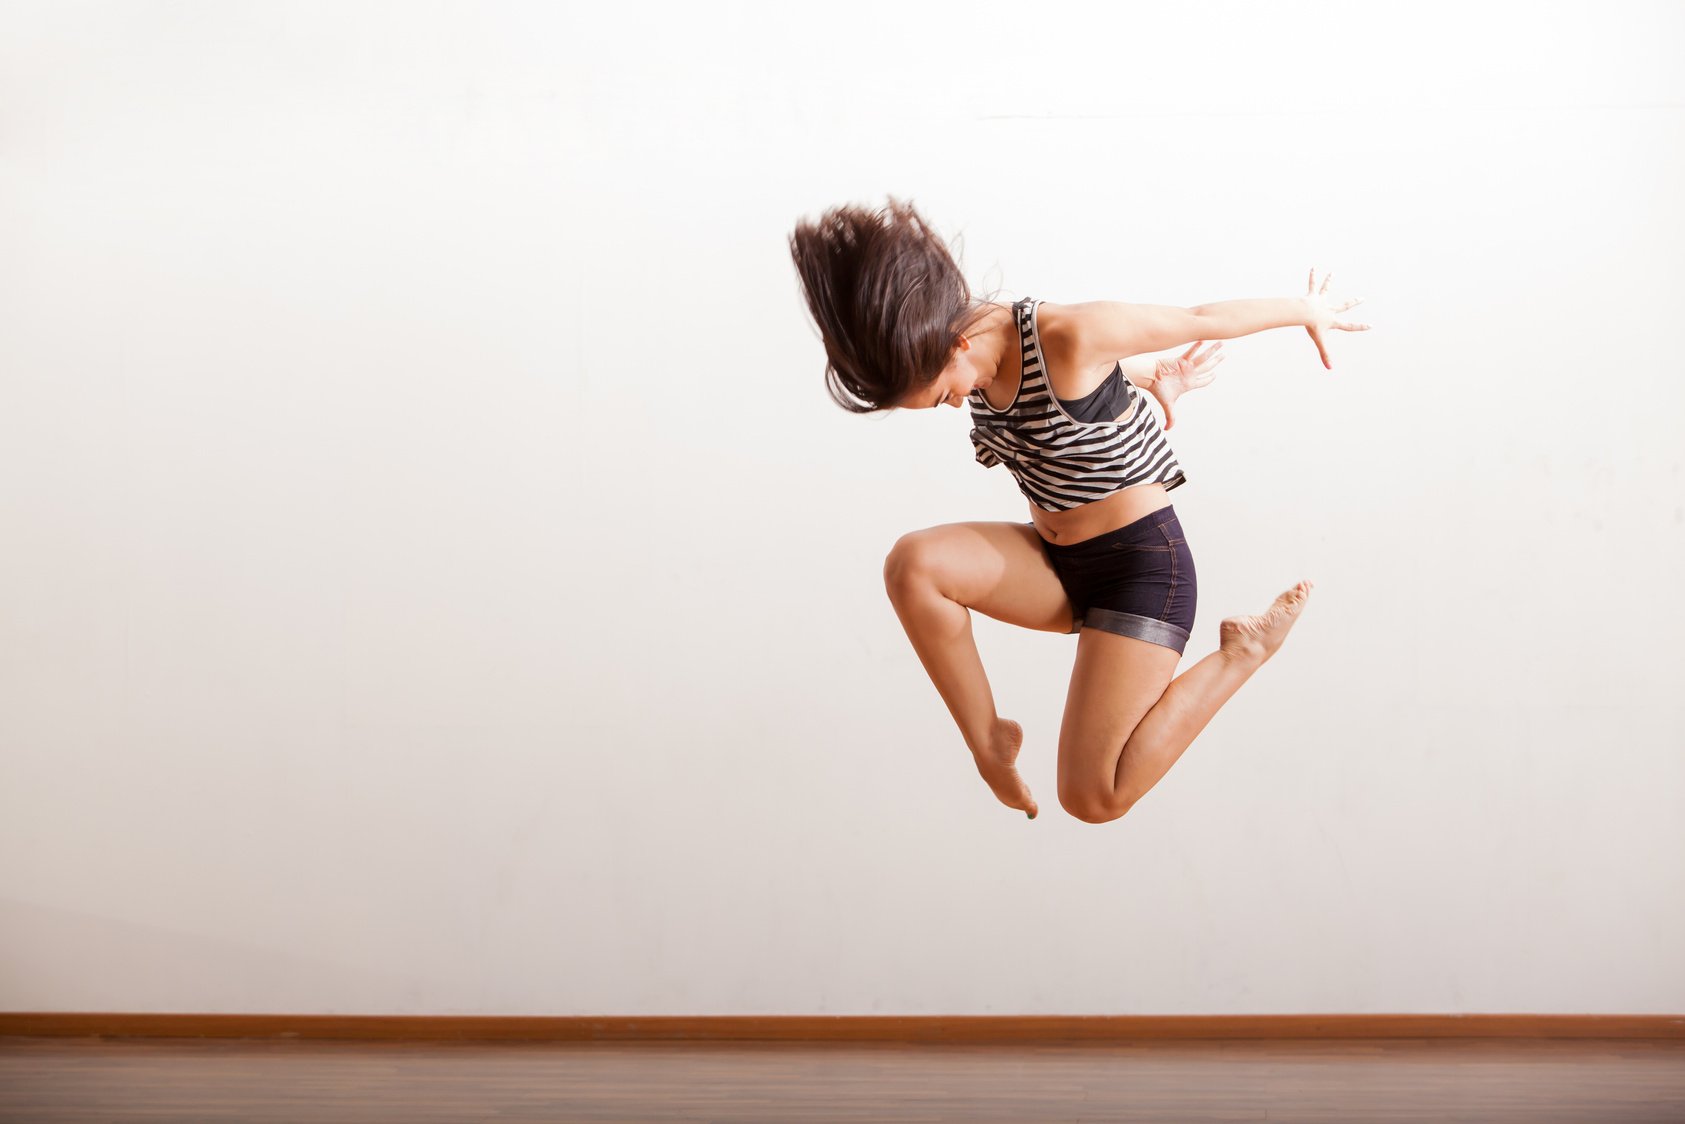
[1060,582,1313,822]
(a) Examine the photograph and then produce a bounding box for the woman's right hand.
[1303,268,1370,370]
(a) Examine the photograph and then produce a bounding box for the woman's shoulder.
[1025,298,1078,343]
[1029,301,1117,401]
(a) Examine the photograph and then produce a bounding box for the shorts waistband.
[1042,504,1179,552]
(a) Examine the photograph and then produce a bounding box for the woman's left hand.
[1150,341,1224,431]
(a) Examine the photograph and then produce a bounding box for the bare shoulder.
[1032,301,1117,401]
[1045,297,1209,370]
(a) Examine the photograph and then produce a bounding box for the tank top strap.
[1012,297,1051,402]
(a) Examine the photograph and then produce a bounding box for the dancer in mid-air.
[787,197,1370,824]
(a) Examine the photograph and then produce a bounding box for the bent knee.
[882,532,941,592]
[1059,787,1132,825]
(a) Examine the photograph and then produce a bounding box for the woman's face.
[901,347,979,410]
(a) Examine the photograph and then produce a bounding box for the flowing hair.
[788,195,1002,413]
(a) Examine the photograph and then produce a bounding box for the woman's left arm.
[1128,342,1225,430]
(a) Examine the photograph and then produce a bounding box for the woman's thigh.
[1057,629,1181,816]
[884,521,1078,635]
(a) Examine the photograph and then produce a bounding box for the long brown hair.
[788,196,1002,413]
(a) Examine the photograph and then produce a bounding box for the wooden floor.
[3,1036,1684,1121]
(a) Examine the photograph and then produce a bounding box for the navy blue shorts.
[1031,505,1198,655]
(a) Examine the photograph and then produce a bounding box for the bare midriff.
[1029,481,1172,546]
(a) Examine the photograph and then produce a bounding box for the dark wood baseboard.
[4,1013,1683,1042]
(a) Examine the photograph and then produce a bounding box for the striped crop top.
[968,297,1187,512]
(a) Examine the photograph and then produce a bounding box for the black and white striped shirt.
[969,297,1187,512]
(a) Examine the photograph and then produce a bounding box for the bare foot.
[973,717,1039,819]
[1219,580,1314,666]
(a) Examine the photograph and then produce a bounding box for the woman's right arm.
[1060,297,1310,366]
[1063,269,1366,374]
[1199,270,1369,370]
[1189,297,1312,340]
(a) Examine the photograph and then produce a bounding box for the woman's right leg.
[882,521,1076,819]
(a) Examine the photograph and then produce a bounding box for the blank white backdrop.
[2,0,1681,1016]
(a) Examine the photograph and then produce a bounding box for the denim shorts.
[1031,505,1198,654]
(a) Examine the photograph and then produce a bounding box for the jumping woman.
[787,197,1370,824]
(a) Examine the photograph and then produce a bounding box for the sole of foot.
[1218,580,1312,665]
[974,716,1038,819]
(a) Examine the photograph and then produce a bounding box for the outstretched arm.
[1188,297,1311,339]
[1199,271,1370,370]
[1076,270,1368,406]
[1068,269,1365,371]
[1062,297,1308,364]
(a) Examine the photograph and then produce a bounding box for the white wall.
[2,0,1681,1017]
